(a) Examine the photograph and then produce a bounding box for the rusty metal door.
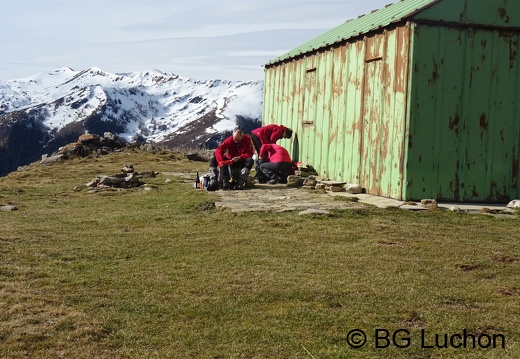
[361,59,384,195]
[302,68,316,165]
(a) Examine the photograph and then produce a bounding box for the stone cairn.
[85,164,159,191]
[40,132,129,166]
[286,163,363,194]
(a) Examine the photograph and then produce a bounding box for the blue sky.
[1,0,396,81]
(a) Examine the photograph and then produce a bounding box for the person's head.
[282,128,293,139]
[232,129,243,143]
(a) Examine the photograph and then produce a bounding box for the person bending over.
[258,143,292,184]
[249,124,293,154]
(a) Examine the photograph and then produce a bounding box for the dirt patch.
[497,288,520,296]
[458,264,484,272]
[492,255,520,264]
[213,184,368,213]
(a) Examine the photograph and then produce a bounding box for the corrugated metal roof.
[265,0,439,66]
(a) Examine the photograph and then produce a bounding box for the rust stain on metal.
[329,132,337,144]
[479,113,488,140]
[472,184,479,198]
[332,48,345,97]
[497,32,518,68]
[449,114,460,135]
[453,171,460,201]
[429,60,439,85]
[380,119,390,160]
[497,8,510,24]
[459,0,468,23]
[513,157,519,181]
[508,36,517,69]
[392,26,411,95]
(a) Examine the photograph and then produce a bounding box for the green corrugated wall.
[406,24,520,202]
[263,26,411,199]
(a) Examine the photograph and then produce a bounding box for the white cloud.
[0,0,397,81]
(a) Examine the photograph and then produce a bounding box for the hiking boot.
[206,180,218,191]
[222,181,234,190]
[267,175,281,185]
[234,178,245,190]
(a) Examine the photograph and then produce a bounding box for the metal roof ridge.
[265,0,440,66]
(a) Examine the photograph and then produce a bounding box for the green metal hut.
[263,0,520,203]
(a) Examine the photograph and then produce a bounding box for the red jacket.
[259,144,292,163]
[251,124,288,145]
[215,134,254,164]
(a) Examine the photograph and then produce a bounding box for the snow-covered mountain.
[0,67,263,176]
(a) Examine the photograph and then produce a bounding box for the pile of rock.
[285,163,364,194]
[41,132,129,166]
[85,164,158,191]
[293,163,318,177]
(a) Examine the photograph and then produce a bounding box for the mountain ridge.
[0,67,263,176]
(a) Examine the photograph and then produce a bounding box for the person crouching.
[258,143,292,184]
[207,129,254,190]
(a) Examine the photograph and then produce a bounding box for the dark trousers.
[249,133,262,154]
[259,161,292,182]
[209,156,253,184]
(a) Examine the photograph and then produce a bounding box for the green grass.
[0,148,519,358]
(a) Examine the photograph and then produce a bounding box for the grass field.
[1,148,519,358]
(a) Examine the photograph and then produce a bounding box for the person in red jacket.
[250,124,293,154]
[207,129,254,190]
[258,143,293,184]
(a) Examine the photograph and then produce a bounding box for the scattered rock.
[303,178,317,187]
[298,208,331,216]
[40,132,128,166]
[402,201,416,206]
[78,133,100,144]
[286,175,305,187]
[0,205,17,211]
[328,185,346,192]
[480,207,503,214]
[317,180,347,193]
[315,183,326,190]
[346,184,362,194]
[186,151,213,162]
[421,199,438,209]
[294,163,318,177]
[121,164,134,173]
[506,199,520,208]
[40,154,65,166]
